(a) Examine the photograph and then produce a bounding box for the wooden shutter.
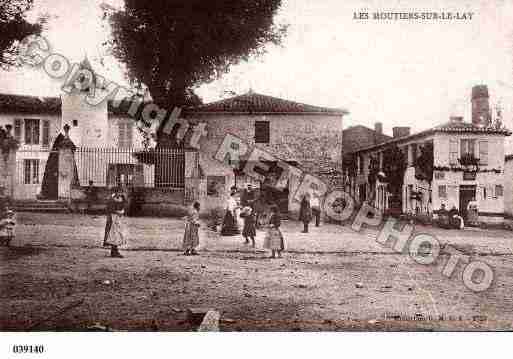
[449,140,458,165]
[42,120,50,147]
[13,119,22,142]
[478,140,488,165]
[118,121,126,148]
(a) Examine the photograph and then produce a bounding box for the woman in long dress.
[183,202,201,255]
[104,190,127,258]
[263,205,285,258]
[221,192,240,236]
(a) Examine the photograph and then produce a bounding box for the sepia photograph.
[1,0,513,357]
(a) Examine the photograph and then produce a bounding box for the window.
[449,139,458,165]
[478,140,488,165]
[13,119,22,142]
[438,185,447,199]
[72,119,78,127]
[359,155,364,174]
[24,118,40,145]
[483,187,487,199]
[23,159,40,184]
[460,139,476,157]
[42,120,50,147]
[254,121,270,144]
[118,121,133,148]
[496,185,503,197]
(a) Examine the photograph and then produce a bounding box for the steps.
[13,200,70,213]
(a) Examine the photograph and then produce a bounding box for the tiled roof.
[187,91,347,115]
[0,93,61,114]
[356,121,512,153]
[434,121,511,135]
[0,93,141,116]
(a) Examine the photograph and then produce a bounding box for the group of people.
[437,203,465,229]
[102,184,323,259]
[214,184,286,258]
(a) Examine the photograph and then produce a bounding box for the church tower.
[61,56,109,147]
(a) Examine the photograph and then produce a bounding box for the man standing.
[299,193,312,233]
[310,193,321,227]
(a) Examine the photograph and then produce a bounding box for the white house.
[348,85,511,225]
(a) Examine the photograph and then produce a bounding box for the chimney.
[374,122,383,135]
[450,116,464,125]
[392,126,410,138]
[471,85,490,126]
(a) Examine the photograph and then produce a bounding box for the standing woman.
[263,205,284,258]
[221,189,240,236]
[299,193,312,233]
[183,201,201,255]
[104,189,128,258]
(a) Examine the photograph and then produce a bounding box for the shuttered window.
[460,139,476,157]
[449,140,458,165]
[478,140,488,165]
[24,118,40,145]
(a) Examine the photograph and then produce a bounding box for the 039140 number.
[12,345,44,354]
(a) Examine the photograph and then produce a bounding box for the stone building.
[505,154,513,224]
[166,91,348,214]
[348,85,511,225]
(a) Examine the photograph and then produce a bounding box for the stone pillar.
[0,150,16,198]
[57,125,76,202]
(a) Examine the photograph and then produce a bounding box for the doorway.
[459,185,476,221]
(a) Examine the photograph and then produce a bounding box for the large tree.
[0,0,43,70]
[106,0,287,108]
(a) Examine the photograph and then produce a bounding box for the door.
[459,185,476,221]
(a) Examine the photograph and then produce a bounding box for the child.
[0,198,16,247]
[263,206,284,258]
[240,206,256,247]
[183,202,201,255]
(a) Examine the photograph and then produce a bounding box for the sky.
[2,0,513,152]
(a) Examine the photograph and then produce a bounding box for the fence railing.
[75,147,185,189]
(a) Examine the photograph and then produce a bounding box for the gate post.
[184,151,206,208]
[0,125,18,199]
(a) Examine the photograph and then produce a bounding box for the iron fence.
[75,147,185,188]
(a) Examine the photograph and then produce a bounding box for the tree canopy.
[106,0,287,108]
[0,0,43,70]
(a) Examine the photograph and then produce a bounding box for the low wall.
[69,186,188,217]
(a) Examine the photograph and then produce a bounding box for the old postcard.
[1,0,512,357]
